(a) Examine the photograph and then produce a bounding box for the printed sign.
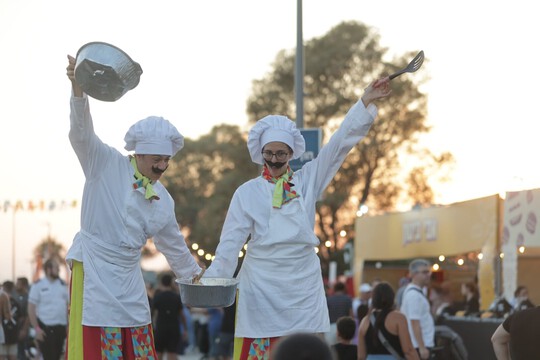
[289,128,322,171]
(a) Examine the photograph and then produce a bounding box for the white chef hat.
[124,116,184,156]
[247,115,305,164]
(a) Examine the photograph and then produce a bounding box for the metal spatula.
[389,50,424,80]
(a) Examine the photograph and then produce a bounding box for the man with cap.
[64,55,203,359]
[353,283,373,321]
[204,76,391,359]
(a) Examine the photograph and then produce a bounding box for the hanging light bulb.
[356,204,369,217]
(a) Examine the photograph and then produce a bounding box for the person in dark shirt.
[331,316,357,360]
[152,273,185,360]
[214,300,236,360]
[512,285,535,312]
[491,306,540,360]
[461,281,480,316]
[325,282,353,344]
[15,277,30,360]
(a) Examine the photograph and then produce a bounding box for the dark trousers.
[37,319,66,360]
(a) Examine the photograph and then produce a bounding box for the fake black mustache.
[265,160,287,169]
[152,166,168,174]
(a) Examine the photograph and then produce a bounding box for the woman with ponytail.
[357,282,419,360]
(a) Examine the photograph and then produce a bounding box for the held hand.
[66,54,83,97]
[361,76,391,106]
[34,327,46,342]
[192,266,206,284]
[419,347,430,360]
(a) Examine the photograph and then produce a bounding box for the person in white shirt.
[400,259,435,360]
[64,55,203,359]
[353,283,373,321]
[204,76,391,359]
[27,259,69,360]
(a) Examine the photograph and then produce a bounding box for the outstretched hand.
[66,54,83,97]
[361,76,391,107]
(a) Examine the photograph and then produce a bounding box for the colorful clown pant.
[66,260,157,359]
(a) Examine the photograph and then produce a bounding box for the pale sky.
[1,0,539,281]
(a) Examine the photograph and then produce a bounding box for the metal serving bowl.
[176,277,238,308]
[74,41,143,102]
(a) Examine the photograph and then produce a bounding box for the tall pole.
[295,0,304,129]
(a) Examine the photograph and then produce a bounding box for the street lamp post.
[11,207,17,281]
[295,0,304,129]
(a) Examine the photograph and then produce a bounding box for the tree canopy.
[246,21,453,256]
[161,124,259,261]
[164,21,453,267]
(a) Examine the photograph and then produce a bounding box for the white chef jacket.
[66,94,201,327]
[205,99,377,338]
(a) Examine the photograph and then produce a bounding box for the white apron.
[78,230,150,327]
[234,197,330,338]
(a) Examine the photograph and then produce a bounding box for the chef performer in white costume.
[64,54,203,359]
[204,76,392,359]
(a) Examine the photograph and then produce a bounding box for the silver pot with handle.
[75,41,143,102]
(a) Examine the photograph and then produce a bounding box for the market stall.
[353,195,501,310]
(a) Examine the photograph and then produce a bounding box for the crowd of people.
[323,261,537,360]
[1,277,31,360]
[1,259,538,360]
[0,259,69,360]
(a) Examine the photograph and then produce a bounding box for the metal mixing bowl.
[75,41,143,102]
[176,277,238,308]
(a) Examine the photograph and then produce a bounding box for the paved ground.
[176,350,207,360]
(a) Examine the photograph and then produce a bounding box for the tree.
[32,235,66,282]
[245,21,454,264]
[162,124,259,264]
[164,21,453,271]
